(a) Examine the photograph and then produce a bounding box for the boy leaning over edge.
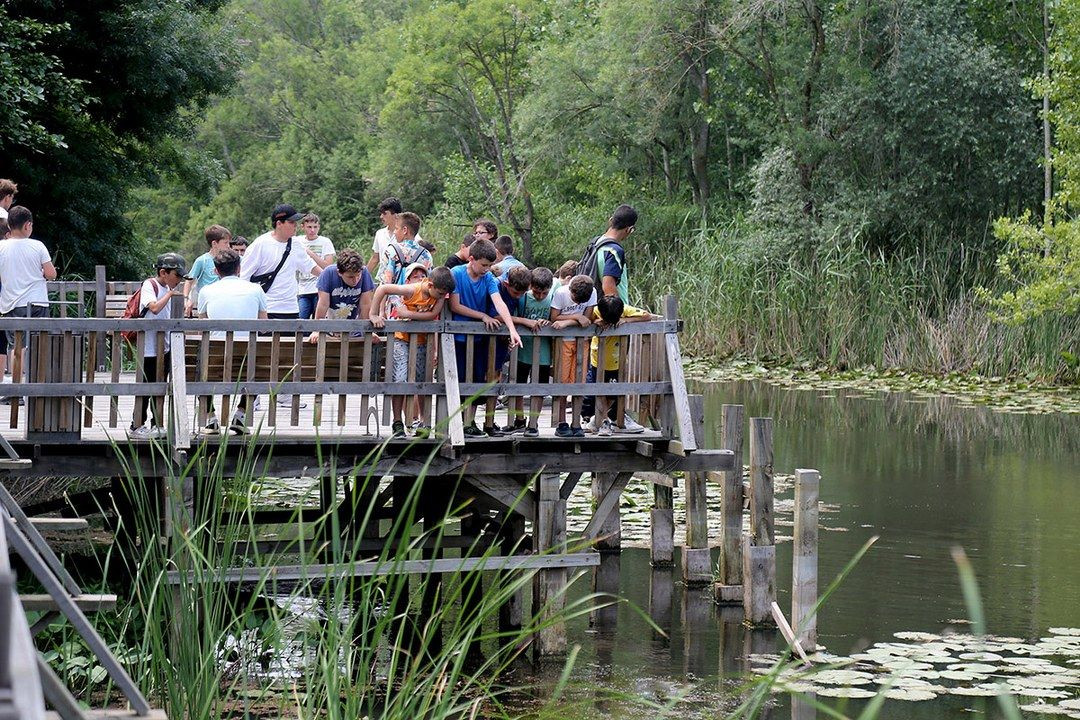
[448,238,522,438]
[506,266,554,437]
[586,295,659,436]
[549,274,597,437]
[370,266,456,438]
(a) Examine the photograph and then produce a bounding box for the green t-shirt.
[517,290,554,366]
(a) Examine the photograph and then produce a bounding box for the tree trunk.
[1043,0,1053,255]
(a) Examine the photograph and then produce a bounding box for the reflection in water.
[554,380,1079,719]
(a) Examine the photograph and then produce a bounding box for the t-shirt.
[197,275,267,339]
[517,289,554,366]
[497,282,522,318]
[189,252,220,293]
[381,238,432,285]
[394,279,438,344]
[373,227,424,283]
[495,255,526,276]
[445,254,467,270]
[138,278,172,357]
[597,239,628,303]
[294,234,335,295]
[316,266,374,320]
[0,207,7,220]
[550,284,597,319]
[240,232,317,314]
[450,263,498,341]
[0,237,51,314]
[590,304,650,371]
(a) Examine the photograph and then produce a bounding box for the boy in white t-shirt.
[293,213,336,319]
[549,274,597,437]
[367,197,401,281]
[0,206,56,397]
[240,204,321,318]
[130,253,189,440]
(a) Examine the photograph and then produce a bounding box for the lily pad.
[945,663,999,674]
[883,688,938,701]
[894,631,940,642]
[948,686,1001,697]
[812,670,876,686]
[815,687,877,699]
[1050,629,1080,637]
[958,652,1004,662]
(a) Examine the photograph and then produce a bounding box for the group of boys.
[0,179,652,441]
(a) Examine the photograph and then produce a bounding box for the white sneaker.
[583,417,598,434]
[200,415,220,434]
[622,416,646,434]
[598,419,613,436]
[129,426,166,440]
[252,396,262,411]
[228,411,249,435]
[276,395,307,409]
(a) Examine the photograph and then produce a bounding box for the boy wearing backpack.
[381,211,432,287]
[129,253,189,440]
[580,204,636,302]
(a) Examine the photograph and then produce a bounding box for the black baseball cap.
[154,252,192,279]
[271,204,304,225]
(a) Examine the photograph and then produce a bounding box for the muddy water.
[553,380,1080,719]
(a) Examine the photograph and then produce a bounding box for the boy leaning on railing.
[369,265,456,438]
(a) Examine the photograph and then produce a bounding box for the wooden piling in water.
[714,403,744,604]
[650,482,674,567]
[591,472,621,552]
[743,417,776,625]
[792,468,819,653]
[533,472,567,656]
[682,394,711,585]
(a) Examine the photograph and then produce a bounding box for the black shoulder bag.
[250,238,292,293]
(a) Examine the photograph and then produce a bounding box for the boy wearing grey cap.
[130,252,189,440]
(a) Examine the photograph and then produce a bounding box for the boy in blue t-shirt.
[184,224,231,317]
[449,238,522,437]
[506,266,554,437]
[306,249,374,344]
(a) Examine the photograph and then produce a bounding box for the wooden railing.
[0,286,696,451]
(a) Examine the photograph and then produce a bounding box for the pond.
[551,379,1080,719]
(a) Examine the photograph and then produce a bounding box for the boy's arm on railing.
[489,292,522,348]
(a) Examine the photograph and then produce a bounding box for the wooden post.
[533,472,566,657]
[499,509,526,632]
[591,553,620,629]
[743,417,776,625]
[792,469,819,653]
[591,472,621,552]
[682,394,710,585]
[94,266,106,371]
[717,605,745,678]
[650,482,674,567]
[715,403,744,603]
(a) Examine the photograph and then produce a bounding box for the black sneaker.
[414,424,431,439]
[484,425,505,437]
[555,422,572,438]
[463,423,487,438]
[523,426,539,438]
[502,422,526,435]
[391,420,407,438]
[571,426,585,438]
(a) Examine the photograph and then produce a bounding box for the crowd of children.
[0,175,655,440]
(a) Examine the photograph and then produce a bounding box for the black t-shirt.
[445,254,468,269]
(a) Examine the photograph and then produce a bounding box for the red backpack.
[119,279,159,344]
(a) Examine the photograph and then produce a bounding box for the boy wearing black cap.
[240,204,322,318]
[130,252,189,440]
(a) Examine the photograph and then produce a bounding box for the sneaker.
[228,412,249,435]
[523,426,539,438]
[495,396,508,410]
[622,416,646,434]
[0,396,24,406]
[414,424,431,439]
[129,425,166,440]
[410,419,423,430]
[252,396,262,411]
[598,419,613,436]
[501,422,526,435]
[484,425,505,437]
[571,426,585,438]
[582,417,598,434]
[463,423,487,438]
[554,422,572,438]
[391,420,407,438]
[200,415,221,435]
[276,395,307,409]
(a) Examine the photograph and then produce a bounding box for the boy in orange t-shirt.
[370,265,456,437]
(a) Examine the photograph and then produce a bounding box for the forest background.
[2,0,1077,381]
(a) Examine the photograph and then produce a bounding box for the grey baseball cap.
[154,252,192,279]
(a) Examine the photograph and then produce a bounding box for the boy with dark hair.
[472,219,498,243]
[0,179,17,220]
[506,266,554,437]
[549,274,597,437]
[197,248,268,435]
[492,235,525,276]
[240,203,322,319]
[369,197,402,279]
[306,249,375,345]
[130,253,190,439]
[594,204,637,302]
[445,232,475,270]
[230,236,248,255]
[184,224,232,317]
[585,295,659,436]
[370,266,456,437]
[295,213,337,319]
[448,238,522,437]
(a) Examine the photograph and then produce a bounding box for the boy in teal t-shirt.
[506,266,554,437]
[184,224,231,317]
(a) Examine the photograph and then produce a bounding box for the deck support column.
[650,482,674,567]
[743,417,776,626]
[533,472,566,657]
[682,394,710,585]
[792,469,820,653]
[714,404,744,604]
[591,472,621,552]
[498,506,526,632]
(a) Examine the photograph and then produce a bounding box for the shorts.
[392,340,429,383]
[3,304,48,348]
[557,339,586,384]
[515,361,551,385]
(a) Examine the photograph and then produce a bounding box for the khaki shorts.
[558,339,585,384]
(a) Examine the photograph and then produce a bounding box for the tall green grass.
[92,435,603,720]
[637,220,1079,382]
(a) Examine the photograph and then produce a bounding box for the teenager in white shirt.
[240,204,322,318]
